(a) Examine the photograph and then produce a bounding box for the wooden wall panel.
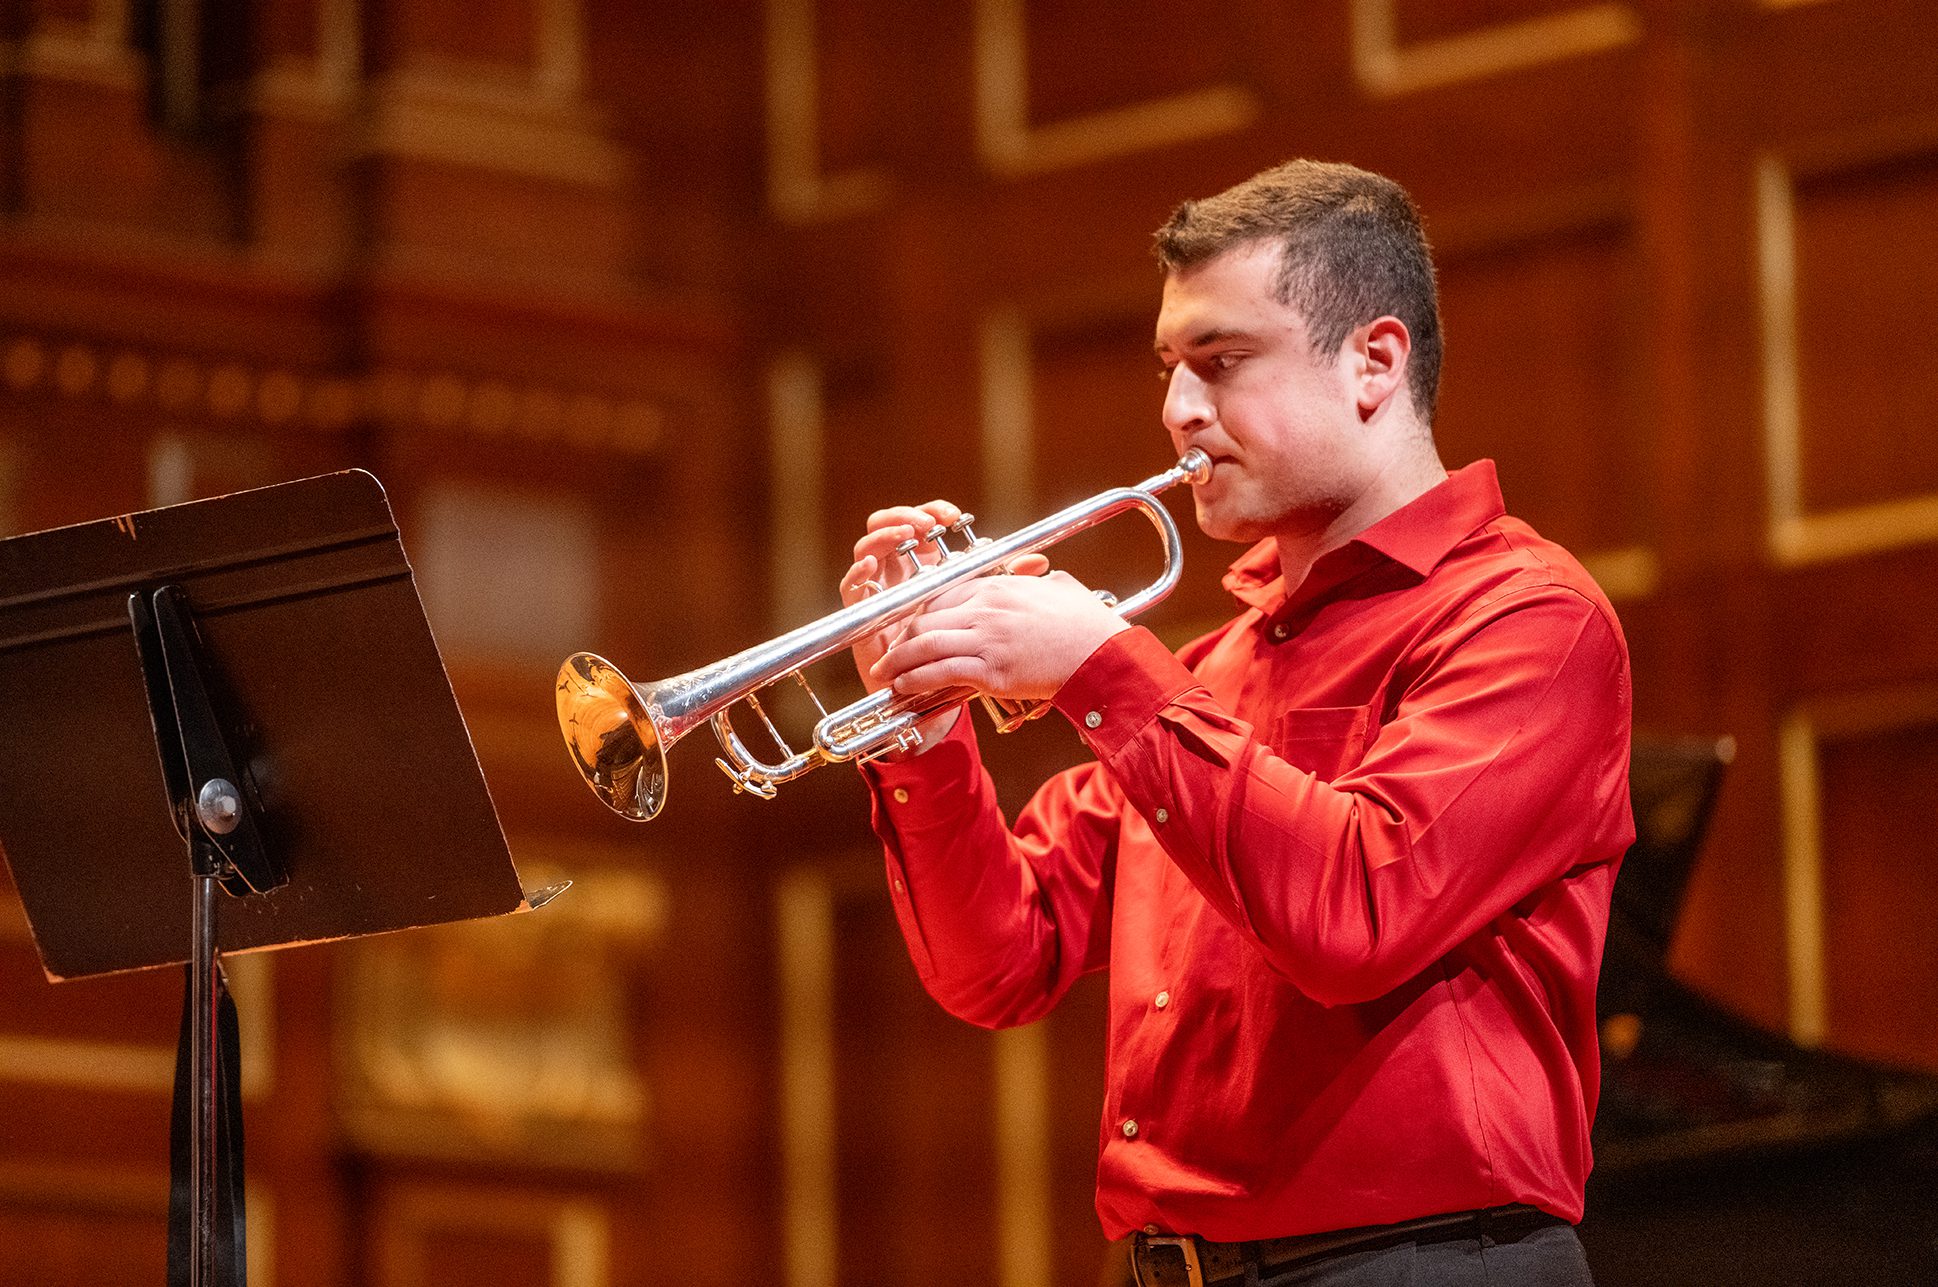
[811,0,910,176]
[371,1184,611,1287]
[1793,150,1938,516]
[1434,219,1655,595]
[1817,713,1938,1070]
[1021,0,1250,124]
[831,888,998,1287]
[1042,972,1113,1287]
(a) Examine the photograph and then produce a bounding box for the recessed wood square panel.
[831,892,997,1287]
[1433,222,1646,557]
[1794,152,1938,516]
[811,0,909,175]
[373,1186,607,1287]
[1023,0,1247,125]
[1393,0,1613,46]
[1030,313,1235,642]
[1817,719,1938,1071]
[390,0,539,75]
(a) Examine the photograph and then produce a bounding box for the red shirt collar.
[1219,459,1507,614]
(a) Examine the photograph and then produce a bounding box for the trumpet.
[555,448,1211,820]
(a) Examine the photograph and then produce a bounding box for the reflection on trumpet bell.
[554,448,1210,822]
[556,653,667,821]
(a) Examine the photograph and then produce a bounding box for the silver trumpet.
[555,448,1211,820]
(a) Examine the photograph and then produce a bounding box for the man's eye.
[1209,352,1242,372]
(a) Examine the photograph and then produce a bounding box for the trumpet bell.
[556,652,669,820]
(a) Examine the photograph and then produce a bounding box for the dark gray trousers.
[1252,1221,1594,1286]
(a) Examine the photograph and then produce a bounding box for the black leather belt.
[1130,1204,1564,1287]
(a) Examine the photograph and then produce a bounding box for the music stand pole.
[133,581,289,1287]
[189,868,217,1287]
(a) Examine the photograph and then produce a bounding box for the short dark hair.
[1153,159,1443,424]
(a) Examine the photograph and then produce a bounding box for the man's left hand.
[869,570,1130,702]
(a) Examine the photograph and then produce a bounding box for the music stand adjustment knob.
[195,778,242,835]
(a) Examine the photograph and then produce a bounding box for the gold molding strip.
[767,349,831,632]
[248,1184,277,1287]
[978,307,1035,529]
[1756,153,1938,565]
[1777,711,1828,1047]
[1577,544,1659,602]
[775,869,839,1287]
[1350,0,1641,99]
[0,334,665,455]
[992,1025,1052,1287]
[0,1033,175,1093]
[974,0,1257,176]
[361,79,625,189]
[765,0,892,224]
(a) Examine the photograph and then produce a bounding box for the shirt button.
[1154,990,1170,1009]
[1153,807,1169,824]
[1144,1224,1160,1236]
[1121,1119,1139,1139]
[1084,710,1102,729]
[1270,622,1289,641]
[893,878,906,894]
[892,787,909,803]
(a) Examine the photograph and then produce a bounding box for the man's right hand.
[839,500,1048,756]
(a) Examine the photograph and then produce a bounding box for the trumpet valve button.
[895,537,923,576]
[923,524,952,557]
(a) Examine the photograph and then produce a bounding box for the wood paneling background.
[3,1,1936,1284]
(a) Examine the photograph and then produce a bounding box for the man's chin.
[1192,501,1261,545]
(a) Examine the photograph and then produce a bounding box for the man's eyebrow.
[1153,326,1256,357]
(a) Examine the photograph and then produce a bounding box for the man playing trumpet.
[841,160,1631,1287]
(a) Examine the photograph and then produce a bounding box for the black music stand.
[0,470,562,1287]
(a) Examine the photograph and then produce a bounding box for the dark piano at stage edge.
[1581,737,1938,1285]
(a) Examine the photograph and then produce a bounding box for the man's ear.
[1354,316,1412,421]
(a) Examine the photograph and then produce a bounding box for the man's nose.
[1162,365,1212,435]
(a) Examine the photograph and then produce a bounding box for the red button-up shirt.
[863,460,1633,1242]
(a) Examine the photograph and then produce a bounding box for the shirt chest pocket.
[1266,705,1371,782]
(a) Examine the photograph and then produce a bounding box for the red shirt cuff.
[858,709,984,825]
[1051,626,1202,760]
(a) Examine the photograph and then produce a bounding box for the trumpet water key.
[555,449,1211,821]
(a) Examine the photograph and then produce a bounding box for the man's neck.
[1274,443,1448,590]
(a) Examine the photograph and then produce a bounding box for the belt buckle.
[1134,1233,1205,1287]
